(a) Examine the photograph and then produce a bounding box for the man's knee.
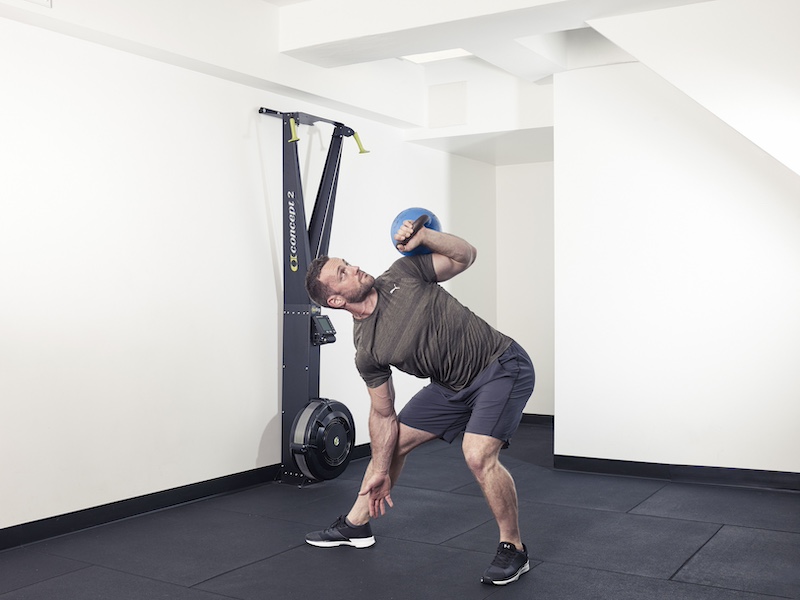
[462,433,503,477]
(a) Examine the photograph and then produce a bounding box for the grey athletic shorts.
[398,341,535,446]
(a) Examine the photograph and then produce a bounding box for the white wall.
[0,16,276,529]
[497,163,555,415]
[590,0,800,178]
[554,61,800,473]
[0,15,496,529]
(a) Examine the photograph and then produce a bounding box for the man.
[303,218,535,586]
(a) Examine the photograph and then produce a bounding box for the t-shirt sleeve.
[355,350,392,388]
[397,253,437,283]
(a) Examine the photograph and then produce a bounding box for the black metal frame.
[259,107,364,485]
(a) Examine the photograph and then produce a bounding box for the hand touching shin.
[359,472,393,517]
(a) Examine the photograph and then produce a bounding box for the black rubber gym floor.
[2,422,798,599]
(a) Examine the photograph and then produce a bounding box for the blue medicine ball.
[390,207,442,256]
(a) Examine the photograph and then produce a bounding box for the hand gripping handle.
[396,214,431,248]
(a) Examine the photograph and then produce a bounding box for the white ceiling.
[268,0,711,77]
[260,0,715,164]
[413,128,555,166]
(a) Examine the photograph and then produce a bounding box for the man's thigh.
[397,422,438,455]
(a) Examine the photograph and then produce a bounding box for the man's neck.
[347,288,378,320]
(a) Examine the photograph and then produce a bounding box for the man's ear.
[327,295,344,309]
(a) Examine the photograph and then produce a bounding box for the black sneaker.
[480,542,530,585]
[305,515,376,549]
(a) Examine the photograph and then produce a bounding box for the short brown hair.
[305,256,332,307]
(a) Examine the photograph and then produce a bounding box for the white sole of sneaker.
[481,560,530,585]
[306,536,376,549]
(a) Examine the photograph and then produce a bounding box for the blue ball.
[390,207,442,256]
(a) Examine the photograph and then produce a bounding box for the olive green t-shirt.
[353,254,512,391]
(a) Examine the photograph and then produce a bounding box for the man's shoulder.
[380,254,435,282]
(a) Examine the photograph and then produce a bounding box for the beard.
[341,272,374,303]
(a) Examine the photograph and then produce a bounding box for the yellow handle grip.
[353,131,369,154]
[288,117,300,143]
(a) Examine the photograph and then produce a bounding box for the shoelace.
[491,544,519,567]
[326,516,347,533]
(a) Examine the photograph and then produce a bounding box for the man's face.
[320,258,375,305]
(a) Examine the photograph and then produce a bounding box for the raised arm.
[394,222,477,282]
